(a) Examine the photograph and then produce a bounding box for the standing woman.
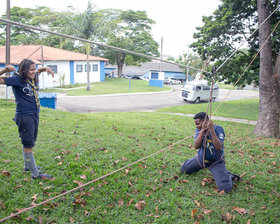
[0,59,54,180]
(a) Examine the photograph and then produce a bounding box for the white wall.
[38,60,102,89]
[38,61,70,89]
[158,72,164,80]
[73,61,101,84]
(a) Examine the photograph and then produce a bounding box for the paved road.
[56,85,259,113]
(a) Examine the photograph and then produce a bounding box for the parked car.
[124,75,148,80]
[164,77,181,85]
[181,80,219,103]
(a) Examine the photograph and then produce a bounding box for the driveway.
[56,85,259,113]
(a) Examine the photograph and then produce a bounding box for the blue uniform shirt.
[4,74,40,115]
[194,125,225,161]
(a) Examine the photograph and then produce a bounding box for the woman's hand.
[45,67,55,78]
[37,67,55,78]
[5,65,16,73]
[0,65,16,76]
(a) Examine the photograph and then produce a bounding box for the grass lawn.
[157,99,260,121]
[0,100,279,223]
[41,78,170,96]
[217,83,237,90]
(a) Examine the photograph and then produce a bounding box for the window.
[92,64,98,71]
[203,86,210,90]
[85,64,91,72]
[76,64,83,72]
[47,65,57,74]
[151,72,159,79]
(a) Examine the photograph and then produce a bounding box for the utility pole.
[186,45,190,82]
[41,46,45,89]
[86,43,90,91]
[5,0,11,99]
[160,37,163,72]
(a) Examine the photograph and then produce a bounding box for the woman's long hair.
[17,59,38,84]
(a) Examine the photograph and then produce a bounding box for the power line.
[0,18,212,75]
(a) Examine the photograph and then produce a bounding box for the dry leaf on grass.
[135,201,145,211]
[80,175,86,180]
[73,180,84,187]
[1,170,10,177]
[0,202,6,209]
[118,198,124,207]
[232,206,248,215]
[31,194,38,201]
[127,199,134,207]
[14,185,23,190]
[203,178,212,183]
[179,179,188,184]
[203,209,213,215]
[194,200,200,207]
[177,201,182,208]
[191,208,198,219]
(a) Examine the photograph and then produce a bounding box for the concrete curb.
[159,112,257,125]
[57,89,173,98]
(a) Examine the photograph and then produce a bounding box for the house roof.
[106,61,185,76]
[0,45,109,65]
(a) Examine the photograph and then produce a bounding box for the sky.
[1,0,221,58]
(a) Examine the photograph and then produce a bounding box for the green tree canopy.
[0,6,75,50]
[191,0,280,87]
[101,10,159,77]
[176,53,204,80]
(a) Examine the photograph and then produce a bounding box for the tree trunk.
[273,51,280,86]
[253,0,280,138]
[116,51,125,78]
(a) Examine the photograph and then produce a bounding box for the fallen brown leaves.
[191,208,198,219]
[80,175,87,180]
[231,206,248,215]
[135,200,145,211]
[118,198,124,207]
[221,212,236,222]
[127,199,134,207]
[1,170,10,177]
[203,209,213,215]
[13,185,23,190]
[73,180,84,187]
[0,201,6,209]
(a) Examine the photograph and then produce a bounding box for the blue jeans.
[180,156,233,193]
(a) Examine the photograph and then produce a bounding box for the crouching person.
[180,112,240,193]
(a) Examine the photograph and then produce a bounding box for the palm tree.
[60,1,98,91]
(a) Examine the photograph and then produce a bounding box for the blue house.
[106,61,189,82]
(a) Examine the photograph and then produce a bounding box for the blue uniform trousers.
[180,156,233,193]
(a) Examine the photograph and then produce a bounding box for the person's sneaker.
[32,173,51,180]
[228,171,240,182]
[24,166,42,172]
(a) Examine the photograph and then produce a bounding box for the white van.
[181,80,219,103]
